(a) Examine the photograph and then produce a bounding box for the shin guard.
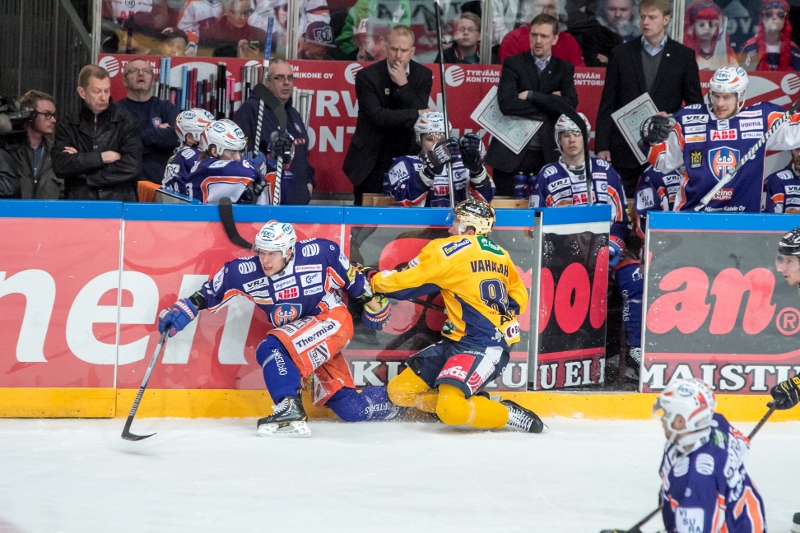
[326,386,404,422]
[256,336,301,402]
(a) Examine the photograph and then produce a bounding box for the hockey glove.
[768,376,800,410]
[639,115,676,145]
[459,133,486,174]
[269,131,295,164]
[421,138,459,177]
[352,262,379,282]
[157,298,199,337]
[608,240,623,269]
[362,295,391,330]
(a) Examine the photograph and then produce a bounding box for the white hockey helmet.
[176,108,215,145]
[200,119,247,153]
[414,111,450,144]
[453,198,496,235]
[653,378,717,443]
[254,220,297,260]
[708,66,749,111]
[554,112,591,151]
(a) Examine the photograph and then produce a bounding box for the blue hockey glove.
[157,298,199,337]
[459,133,486,174]
[768,376,800,410]
[246,150,268,179]
[362,295,391,330]
[608,241,623,269]
[269,131,294,164]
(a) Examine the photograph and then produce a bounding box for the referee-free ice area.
[0,417,796,532]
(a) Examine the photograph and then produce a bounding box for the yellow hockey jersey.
[371,234,528,348]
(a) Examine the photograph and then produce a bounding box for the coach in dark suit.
[343,25,432,206]
[595,0,702,196]
[485,14,578,197]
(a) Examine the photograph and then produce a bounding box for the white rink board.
[0,418,797,533]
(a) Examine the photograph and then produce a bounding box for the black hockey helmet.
[778,227,800,256]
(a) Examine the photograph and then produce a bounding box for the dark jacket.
[485,52,578,173]
[343,59,432,188]
[0,148,21,198]
[8,136,64,199]
[233,94,315,205]
[52,101,142,201]
[595,37,703,170]
[116,96,179,184]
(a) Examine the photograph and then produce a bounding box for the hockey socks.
[436,384,509,428]
[256,337,301,402]
[325,386,404,422]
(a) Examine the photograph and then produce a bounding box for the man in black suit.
[595,0,703,197]
[343,25,432,206]
[485,14,579,197]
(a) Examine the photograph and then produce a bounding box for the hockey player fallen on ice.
[642,65,800,212]
[157,221,401,437]
[763,148,800,212]
[169,118,270,204]
[654,378,767,533]
[369,199,545,433]
[530,113,643,378]
[162,108,214,191]
[384,111,495,207]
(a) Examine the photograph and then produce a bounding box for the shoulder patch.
[477,235,504,256]
[209,160,231,168]
[673,456,690,477]
[694,453,715,475]
[442,237,472,256]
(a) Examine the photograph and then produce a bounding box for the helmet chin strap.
[672,426,711,453]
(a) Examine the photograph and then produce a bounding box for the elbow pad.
[188,291,208,311]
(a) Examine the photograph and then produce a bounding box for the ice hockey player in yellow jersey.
[369,199,546,433]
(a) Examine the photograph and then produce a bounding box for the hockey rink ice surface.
[0,417,797,532]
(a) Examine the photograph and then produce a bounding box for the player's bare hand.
[158,123,171,129]
[597,150,611,162]
[389,63,408,86]
[551,90,562,96]
[101,151,121,164]
[519,91,529,100]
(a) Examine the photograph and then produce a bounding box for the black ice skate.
[625,347,642,381]
[502,400,547,434]
[256,396,310,438]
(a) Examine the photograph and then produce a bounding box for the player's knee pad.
[387,367,432,407]
[435,384,475,426]
[326,386,402,422]
[256,336,301,402]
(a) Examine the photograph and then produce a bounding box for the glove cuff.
[419,167,435,187]
[469,168,488,184]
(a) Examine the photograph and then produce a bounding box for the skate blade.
[257,420,311,438]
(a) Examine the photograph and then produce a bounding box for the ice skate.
[257,396,310,438]
[502,400,547,433]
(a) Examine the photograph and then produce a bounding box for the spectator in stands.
[300,21,337,60]
[199,0,268,58]
[117,59,180,185]
[565,0,623,66]
[336,0,410,60]
[178,0,222,56]
[343,25,432,206]
[436,13,482,64]
[598,0,639,42]
[154,27,189,57]
[52,65,142,201]
[595,0,702,198]
[110,0,171,55]
[486,13,578,197]
[492,0,525,47]
[498,0,585,66]
[683,0,738,70]
[248,0,331,58]
[739,0,800,71]
[7,91,63,199]
[763,149,800,213]
[354,19,391,62]
[233,59,315,205]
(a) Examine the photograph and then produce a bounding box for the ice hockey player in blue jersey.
[157,221,400,437]
[169,119,268,204]
[642,65,800,212]
[162,108,214,189]
[763,148,800,213]
[384,111,495,207]
[653,378,767,533]
[633,165,686,239]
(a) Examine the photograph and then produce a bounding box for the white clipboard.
[470,86,543,155]
[611,93,659,165]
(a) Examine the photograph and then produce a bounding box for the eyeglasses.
[763,9,786,18]
[36,111,57,120]
[271,74,295,83]
[126,68,153,76]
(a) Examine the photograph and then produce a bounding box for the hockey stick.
[695,98,800,211]
[218,197,253,249]
[252,17,274,159]
[271,130,284,205]
[434,2,456,208]
[121,330,169,441]
[599,405,777,533]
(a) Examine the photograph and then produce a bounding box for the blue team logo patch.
[271,304,302,327]
[442,238,472,256]
[708,146,740,181]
